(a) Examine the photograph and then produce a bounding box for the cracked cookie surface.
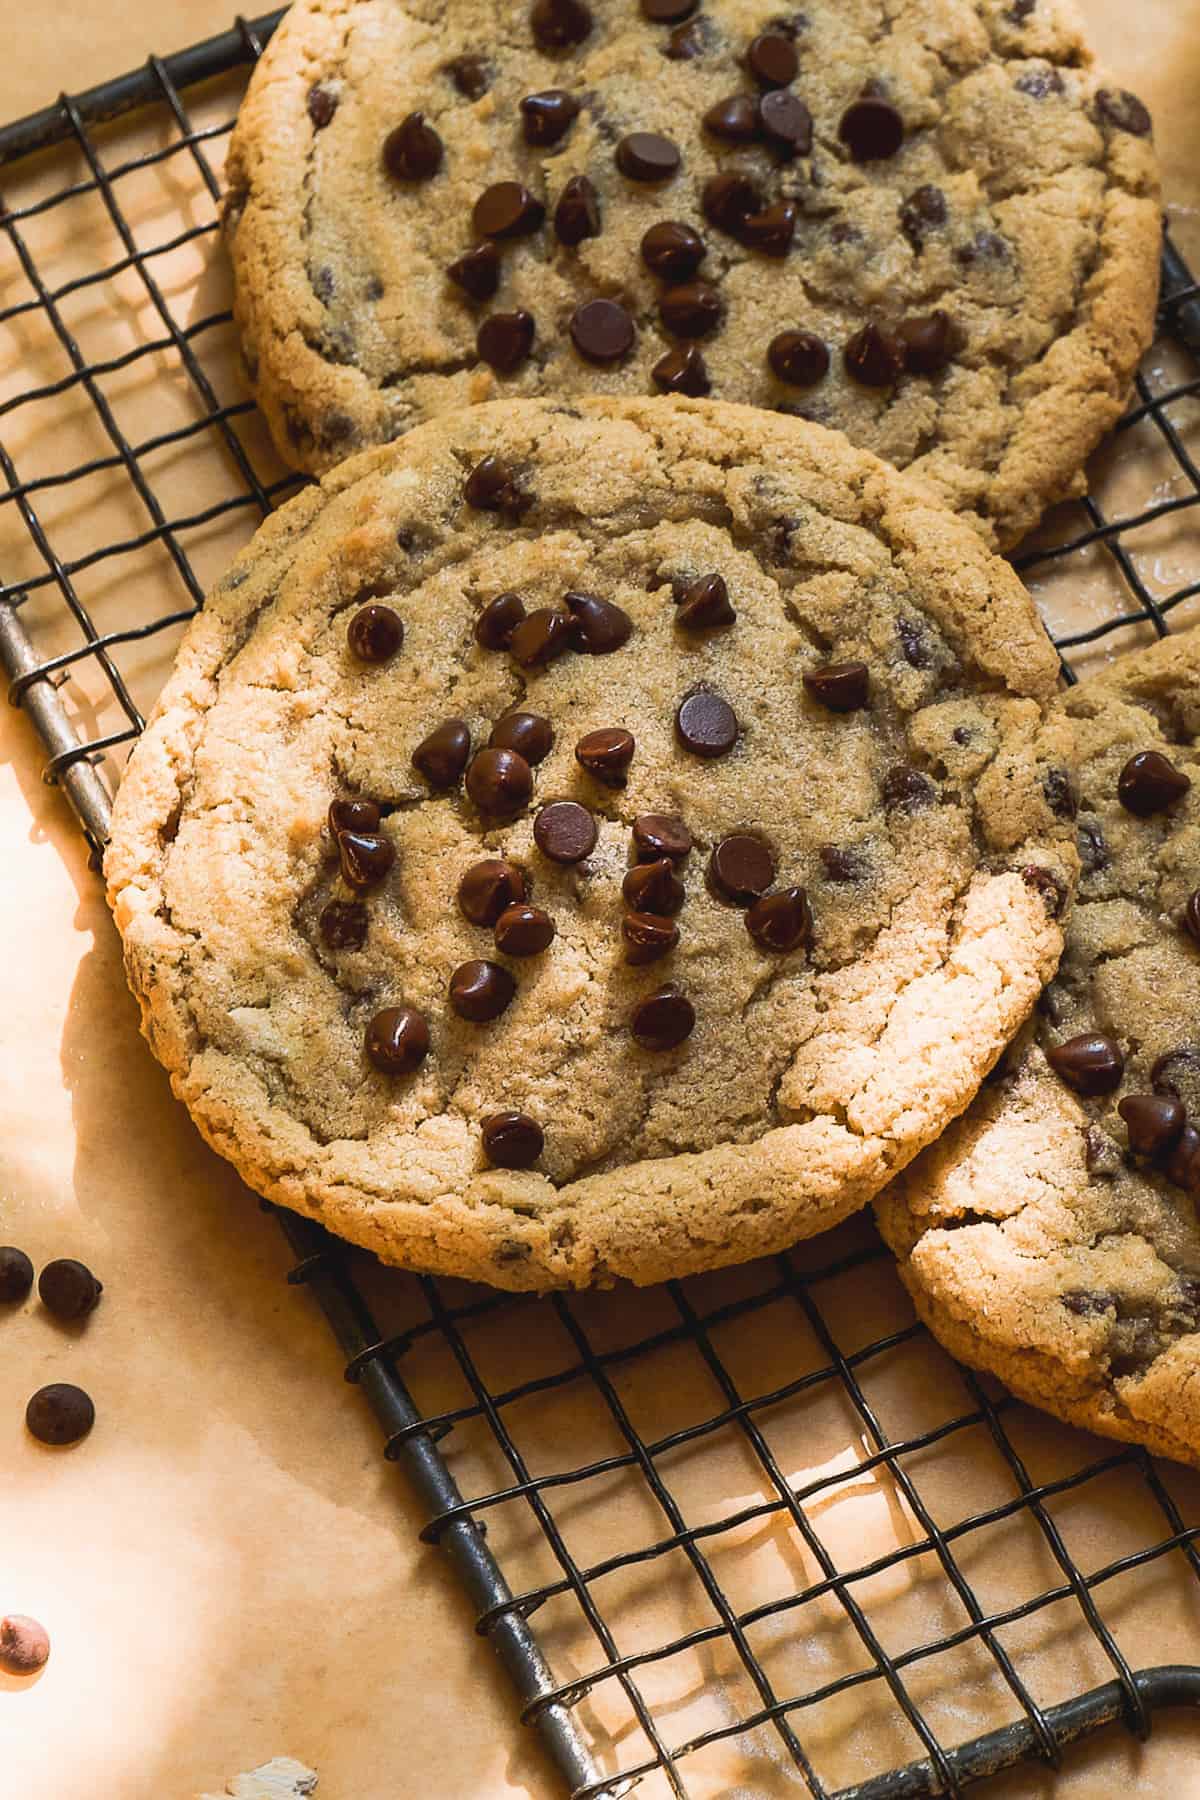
[106,397,1071,1289]
[225,0,1159,548]
[877,628,1200,1465]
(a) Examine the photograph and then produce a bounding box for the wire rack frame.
[1,14,1200,1799]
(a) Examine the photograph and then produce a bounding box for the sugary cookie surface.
[107,399,1070,1288]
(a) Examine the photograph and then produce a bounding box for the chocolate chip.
[709,834,775,904]
[319,900,368,951]
[660,281,722,338]
[652,345,711,395]
[0,1616,50,1675]
[1083,1126,1121,1175]
[510,607,573,667]
[1078,817,1108,873]
[490,711,555,764]
[535,799,598,863]
[768,330,829,386]
[641,221,706,281]
[338,829,395,890]
[26,1382,94,1446]
[746,886,812,953]
[1118,750,1191,816]
[448,242,502,302]
[383,113,443,182]
[447,55,491,98]
[308,85,337,129]
[347,602,403,662]
[1042,767,1079,820]
[675,572,735,631]
[623,858,686,914]
[623,912,680,964]
[520,88,579,146]
[477,309,536,373]
[0,1247,33,1304]
[1184,889,1200,944]
[740,200,799,256]
[475,591,527,649]
[747,31,798,86]
[1062,1288,1113,1317]
[1015,66,1064,98]
[633,814,692,863]
[576,727,635,786]
[896,311,954,375]
[565,590,633,653]
[804,661,869,712]
[570,298,635,363]
[474,181,546,240]
[631,987,695,1050]
[495,903,556,955]
[844,322,904,387]
[1165,1123,1200,1193]
[675,689,738,758]
[458,858,528,926]
[759,90,812,155]
[38,1259,102,1321]
[450,959,517,1022]
[1021,865,1068,918]
[664,18,707,57]
[531,0,592,46]
[466,748,534,815]
[642,0,696,17]
[616,132,681,182]
[554,175,601,246]
[899,183,947,250]
[702,172,761,235]
[838,96,904,161]
[882,766,936,811]
[1151,1046,1200,1103]
[1096,88,1152,136]
[481,1110,543,1168]
[329,793,380,833]
[956,229,1010,268]
[412,718,471,789]
[703,94,760,143]
[365,1006,431,1075]
[464,454,532,516]
[1046,1032,1125,1096]
[1119,1092,1185,1156]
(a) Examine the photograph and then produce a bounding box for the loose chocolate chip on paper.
[383,113,443,182]
[520,89,579,146]
[675,689,739,758]
[448,242,502,302]
[575,728,636,786]
[623,912,679,964]
[631,987,695,1051]
[490,711,555,764]
[554,175,601,246]
[338,830,395,890]
[616,133,681,182]
[495,904,556,956]
[475,590,527,648]
[366,1006,431,1075]
[804,661,869,712]
[26,1383,94,1447]
[38,1259,102,1322]
[534,800,598,863]
[838,96,904,161]
[1046,1032,1125,1096]
[746,886,812,953]
[623,858,686,914]
[565,591,633,653]
[450,960,517,1022]
[319,900,368,951]
[0,1247,33,1304]
[747,32,798,86]
[652,345,710,395]
[481,1111,544,1168]
[570,298,635,363]
[412,719,471,789]
[768,330,829,386]
[347,603,403,662]
[466,748,534,815]
[709,834,775,904]
[510,607,574,667]
[1119,1092,1185,1157]
[477,310,536,373]
[641,220,706,281]
[675,572,735,631]
[1117,749,1191,816]
[0,1616,50,1675]
[458,859,528,926]
[633,813,692,863]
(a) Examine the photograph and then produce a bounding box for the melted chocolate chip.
[412,718,471,789]
[660,281,722,338]
[565,590,633,653]
[739,200,798,256]
[746,886,812,952]
[709,834,775,904]
[476,591,527,649]
[1078,817,1109,873]
[896,310,955,375]
[623,911,680,964]
[575,727,635,786]
[38,1258,102,1322]
[466,748,534,815]
[1021,864,1068,918]
[641,220,706,281]
[633,814,692,863]
[570,298,635,363]
[450,959,516,1022]
[804,661,869,712]
[447,54,491,97]
[768,329,829,387]
[329,796,381,835]
[1184,889,1200,945]
[1046,1032,1125,1096]
[899,183,947,250]
[495,903,556,956]
[616,132,681,182]
[956,229,1010,268]
[704,94,760,143]
[490,711,555,764]
[882,767,935,811]
[534,799,598,863]
[520,88,579,146]
[1119,1092,1185,1157]
[675,689,738,758]
[675,572,735,631]
[365,1006,430,1075]
[464,456,531,515]
[1062,1288,1113,1317]
[1151,1046,1200,1102]
[1118,750,1191,816]
[481,1110,544,1168]
[1042,767,1079,820]
[747,31,798,86]
[1096,88,1152,136]
[631,986,695,1051]
[448,241,502,301]
[347,603,403,663]
[338,830,395,890]
[477,310,536,373]
[758,90,812,155]
[844,322,904,387]
[0,1246,33,1304]
[702,172,761,235]
[838,96,904,161]
[623,858,685,914]
[1015,65,1064,98]
[383,113,443,182]
[458,858,528,926]
[308,85,338,129]
[652,344,711,395]
[554,174,601,245]
[319,900,368,951]
[510,607,573,667]
[26,1382,94,1446]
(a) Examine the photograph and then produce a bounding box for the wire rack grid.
[3,14,1200,1799]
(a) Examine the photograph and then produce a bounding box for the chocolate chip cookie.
[106,398,1072,1290]
[878,628,1200,1466]
[224,0,1160,547]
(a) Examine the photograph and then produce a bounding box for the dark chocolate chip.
[534,799,598,863]
[412,718,471,789]
[623,858,685,914]
[338,830,395,890]
[476,591,527,648]
[474,181,546,240]
[758,90,812,155]
[0,1616,50,1675]
[565,590,633,653]
[383,113,443,182]
[308,85,337,129]
[768,329,829,386]
[642,0,696,17]
[481,1110,544,1168]
[844,322,904,387]
[495,903,556,956]
[633,814,692,863]
[660,281,722,338]
[709,834,775,904]
[458,858,528,926]
[570,298,635,363]
[477,309,536,373]
[804,661,869,711]
[554,174,601,245]
[1021,864,1068,918]
[465,457,532,515]
[38,1259,102,1322]
[530,0,592,47]
[319,900,368,951]
[675,572,735,631]
[1015,65,1064,98]
[746,886,812,953]
[1118,749,1191,816]
[1046,1032,1125,1096]
[0,1246,34,1304]
[896,310,955,375]
[365,1006,430,1075]
[1078,818,1108,873]
[747,31,798,86]
[329,796,381,836]
[616,132,681,182]
[520,88,579,146]
[450,959,516,1022]
[26,1382,94,1446]
[1164,1123,1200,1193]
[1151,1046,1200,1101]
[489,711,555,764]
[882,766,936,811]
[899,183,947,249]
[631,986,695,1051]
[347,602,403,662]
[1184,889,1200,945]
[838,96,904,161]
[447,54,491,97]
[448,242,502,302]
[664,18,707,57]
[641,220,707,281]
[702,172,761,235]
[652,345,711,395]
[623,912,680,964]
[1062,1288,1113,1317]
[1043,767,1079,820]
[703,94,760,143]
[675,689,738,758]
[956,229,1010,268]
[1119,1092,1185,1157]
[575,727,635,786]
[510,607,573,667]
[466,748,534,815]
[739,200,798,255]
[1096,88,1152,136]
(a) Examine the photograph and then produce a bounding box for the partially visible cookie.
[223,0,1159,547]
[877,629,1200,1467]
[106,397,1072,1290]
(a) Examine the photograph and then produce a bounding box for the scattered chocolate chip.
[844,322,904,387]
[631,986,695,1051]
[466,748,534,815]
[0,1615,49,1675]
[1042,767,1079,820]
[412,719,471,789]
[899,183,947,250]
[576,727,635,786]
[521,88,579,146]
[466,456,532,515]
[450,959,517,1022]
[703,94,760,143]
[1184,889,1200,945]
[308,85,338,129]
[675,572,735,631]
[882,767,935,811]
[660,280,722,338]
[1118,749,1191,816]
[554,174,601,245]
[1062,1288,1113,1317]
[481,1110,544,1168]
[319,900,368,951]
[1078,817,1108,873]
[838,96,904,161]
[338,829,395,890]
[759,90,812,155]
[702,172,761,235]
[38,1259,102,1322]
[804,661,869,711]
[623,858,686,914]
[0,1247,33,1304]
[641,220,706,281]
[570,298,635,363]
[1021,865,1068,918]
[510,607,573,667]
[383,112,443,182]
[447,55,491,98]
[709,834,775,904]
[616,132,681,182]
[652,344,711,394]
[675,689,738,758]
[459,859,528,926]
[740,200,798,256]
[1047,1032,1125,1096]
[535,799,598,863]
[477,309,536,373]
[664,17,707,57]
[448,241,502,302]
[896,310,955,375]
[474,181,546,240]
[347,602,403,662]
[475,590,527,648]
[495,903,556,955]
[565,590,633,653]
[746,886,812,953]
[768,329,829,386]
[747,31,798,86]
[365,1006,430,1075]
[490,711,555,764]
[1119,1092,1185,1156]
[642,0,696,17]
[1096,88,1152,136]
[1165,1123,1200,1192]
[329,796,382,837]
[1015,65,1064,98]
[633,814,692,863]
[26,1382,94,1446]
[623,912,680,964]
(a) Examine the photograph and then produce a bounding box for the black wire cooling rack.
[3,15,1200,1798]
